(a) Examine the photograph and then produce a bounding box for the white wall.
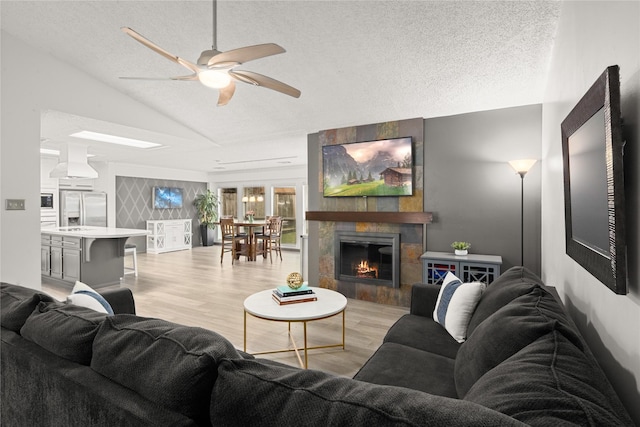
[541,1,640,422]
[0,31,214,289]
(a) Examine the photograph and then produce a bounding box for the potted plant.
[451,241,471,256]
[194,190,219,246]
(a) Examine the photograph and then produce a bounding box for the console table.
[146,219,192,254]
[420,251,502,285]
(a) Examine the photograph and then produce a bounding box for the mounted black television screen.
[322,137,413,197]
[153,186,184,209]
[561,65,627,294]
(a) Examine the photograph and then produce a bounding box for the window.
[219,188,237,219]
[273,187,296,246]
[242,187,265,220]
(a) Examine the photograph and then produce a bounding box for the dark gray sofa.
[354,266,634,426]
[1,267,634,426]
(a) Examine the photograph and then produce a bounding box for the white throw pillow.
[66,281,114,315]
[433,272,485,343]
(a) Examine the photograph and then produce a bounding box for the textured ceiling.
[1,0,561,172]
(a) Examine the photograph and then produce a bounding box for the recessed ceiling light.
[40,148,61,156]
[218,156,296,165]
[70,131,161,149]
[40,148,95,157]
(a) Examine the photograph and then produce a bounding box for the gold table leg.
[303,321,308,368]
[245,309,346,369]
[342,310,345,349]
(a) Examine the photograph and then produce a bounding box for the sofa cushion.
[433,272,485,343]
[384,314,461,359]
[66,281,114,315]
[20,301,107,365]
[454,287,583,398]
[464,330,635,426]
[91,315,244,426]
[0,282,54,332]
[1,328,198,427]
[211,358,527,427]
[466,266,543,336]
[353,342,458,397]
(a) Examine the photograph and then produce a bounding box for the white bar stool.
[124,244,138,277]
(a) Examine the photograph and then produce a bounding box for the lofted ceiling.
[1,0,561,173]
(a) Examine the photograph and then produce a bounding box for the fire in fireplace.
[335,231,400,288]
[356,260,378,279]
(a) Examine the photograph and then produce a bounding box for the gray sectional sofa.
[1,267,634,426]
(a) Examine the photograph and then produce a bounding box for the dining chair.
[256,216,283,263]
[220,217,247,264]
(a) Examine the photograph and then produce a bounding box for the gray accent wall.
[115,176,207,251]
[424,105,542,275]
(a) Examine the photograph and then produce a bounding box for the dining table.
[233,220,266,261]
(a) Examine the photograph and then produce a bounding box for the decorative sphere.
[286,272,304,289]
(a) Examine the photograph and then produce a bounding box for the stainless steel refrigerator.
[60,191,107,227]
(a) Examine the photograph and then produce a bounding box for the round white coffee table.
[243,287,347,368]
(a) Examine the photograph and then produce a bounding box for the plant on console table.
[451,241,471,256]
[194,190,219,247]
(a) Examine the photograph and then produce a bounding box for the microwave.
[41,193,54,209]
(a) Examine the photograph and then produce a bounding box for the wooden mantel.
[306,211,433,224]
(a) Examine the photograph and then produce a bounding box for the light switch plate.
[5,199,25,210]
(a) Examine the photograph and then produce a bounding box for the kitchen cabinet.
[42,234,76,281]
[62,237,81,283]
[50,236,64,279]
[41,236,51,275]
[50,246,63,279]
[41,227,150,287]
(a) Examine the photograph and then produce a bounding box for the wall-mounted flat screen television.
[322,136,413,197]
[153,186,184,209]
[561,65,627,294]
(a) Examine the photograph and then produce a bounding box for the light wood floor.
[42,246,408,377]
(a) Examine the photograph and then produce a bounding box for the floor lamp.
[508,159,537,266]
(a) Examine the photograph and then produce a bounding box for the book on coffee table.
[274,283,314,298]
[271,293,317,305]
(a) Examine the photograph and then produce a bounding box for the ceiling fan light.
[198,70,231,89]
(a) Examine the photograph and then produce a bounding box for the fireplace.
[335,231,400,288]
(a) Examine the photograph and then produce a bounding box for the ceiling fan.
[120,0,300,106]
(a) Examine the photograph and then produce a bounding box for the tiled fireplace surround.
[311,117,428,307]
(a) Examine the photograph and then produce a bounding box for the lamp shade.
[242,196,248,203]
[249,196,256,203]
[508,159,537,175]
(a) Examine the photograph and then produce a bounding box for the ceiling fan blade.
[121,27,197,73]
[176,58,200,74]
[172,74,199,81]
[120,74,198,81]
[217,80,236,106]
[121,27,180,64]
[230,70,301,98]
[208,43,285,68]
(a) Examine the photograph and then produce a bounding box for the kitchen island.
[41,226,150,288]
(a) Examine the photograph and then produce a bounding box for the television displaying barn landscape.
[322,137,413,197]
